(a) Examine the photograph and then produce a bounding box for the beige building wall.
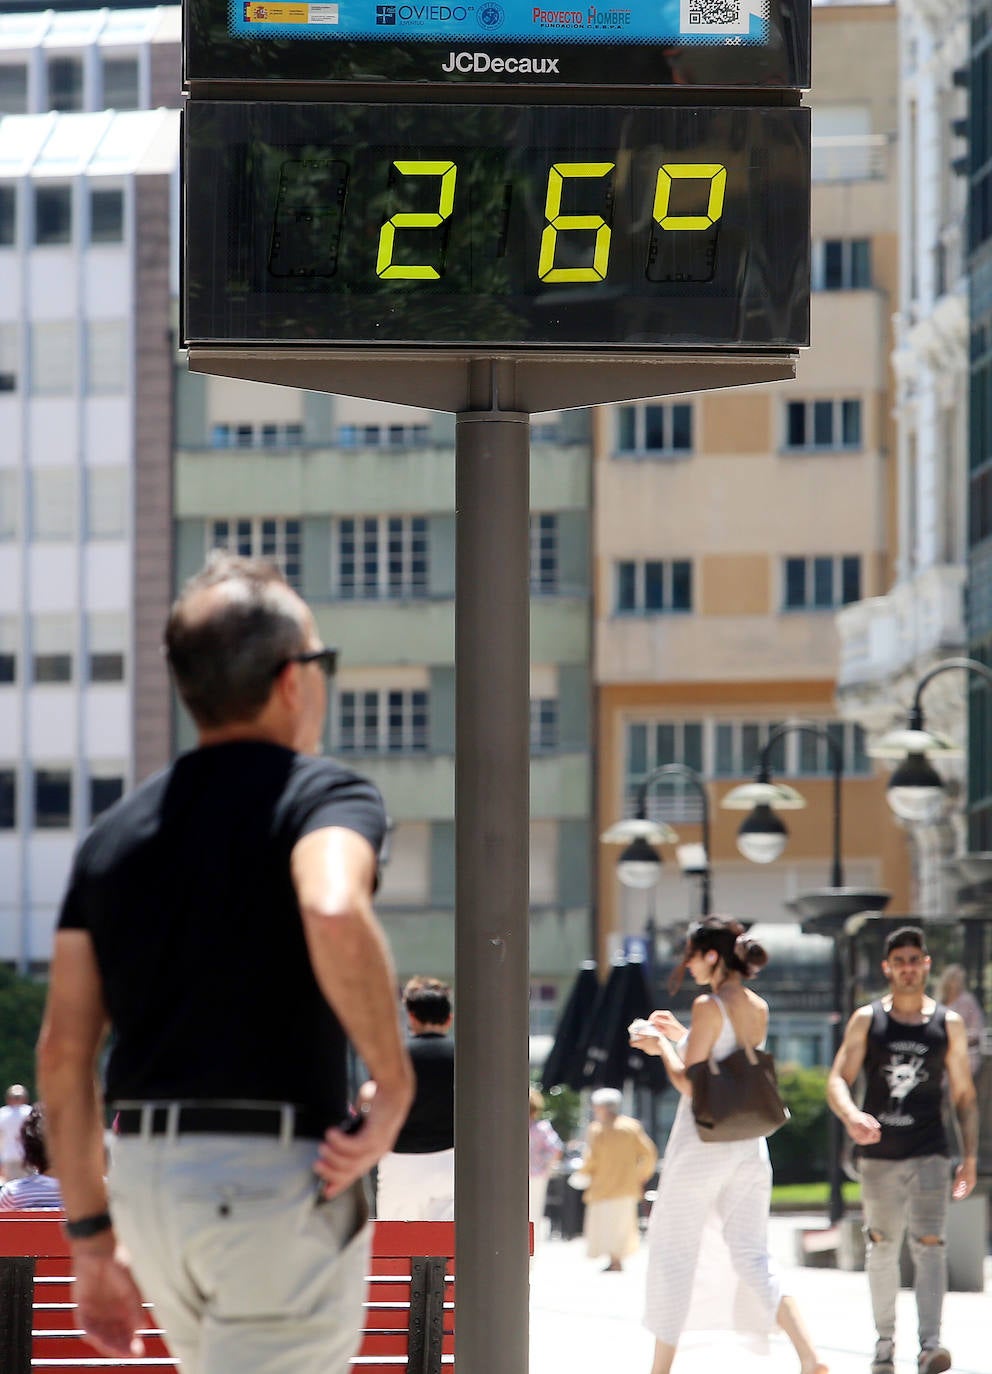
[593,1,910,962]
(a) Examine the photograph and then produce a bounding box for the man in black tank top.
[828,927,978,1374]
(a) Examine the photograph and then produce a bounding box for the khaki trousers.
[108,1134,370,1374]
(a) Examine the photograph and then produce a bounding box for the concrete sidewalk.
[529,1216,990,1374]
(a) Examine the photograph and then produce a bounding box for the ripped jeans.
[859,1154,951,1351]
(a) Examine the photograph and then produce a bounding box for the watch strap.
[64,1211,113,1240]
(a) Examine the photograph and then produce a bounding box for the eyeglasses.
[275,648,338,678]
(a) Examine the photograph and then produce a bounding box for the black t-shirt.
[394,1032,454,1154]
[58,741,387,1130]
[858,1000,949,1160]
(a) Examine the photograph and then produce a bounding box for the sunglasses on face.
[274,647,339,678]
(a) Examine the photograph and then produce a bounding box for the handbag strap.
[708,992,764,1070]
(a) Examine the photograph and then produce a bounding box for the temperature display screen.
[182,102,810,350]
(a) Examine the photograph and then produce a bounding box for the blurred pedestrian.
[631,917,826,1374]
[0,1084,31,1182]
[580,1087,657,1272]
[528,1087,563,1248]
[828,926,977,1374]
[0,1103,63,1210]
[38,552,414,1372]
[376,976,455,1220]
[937,965,985,1077]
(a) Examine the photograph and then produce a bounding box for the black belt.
[113,1103,324,1141]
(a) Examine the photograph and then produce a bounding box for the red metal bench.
[0,1213,454,1374]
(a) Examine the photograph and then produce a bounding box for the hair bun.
[735,933,769,975]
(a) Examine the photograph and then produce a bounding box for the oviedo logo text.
[440,50,560,70]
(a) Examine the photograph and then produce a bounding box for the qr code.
[680,0,750,34]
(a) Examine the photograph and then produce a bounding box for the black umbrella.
[578,956,667,1092]
[540,961,600,1092]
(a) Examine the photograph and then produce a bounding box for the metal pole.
[454,399,530,1374]
[828,940,845,1225]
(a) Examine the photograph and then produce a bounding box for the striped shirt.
[0,1173,63,1211]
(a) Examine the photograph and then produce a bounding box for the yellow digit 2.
[376,160,458,280]
[538,162,615,283]
[653,164,727,231]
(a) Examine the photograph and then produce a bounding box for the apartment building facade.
[0,3,180,969]
[594,0,909,1066]
[173,391,594,1031]
[836,0,972,914]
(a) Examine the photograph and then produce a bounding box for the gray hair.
[165,552,308,728]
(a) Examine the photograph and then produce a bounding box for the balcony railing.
[836,564,967,690]
[812,134,891,184]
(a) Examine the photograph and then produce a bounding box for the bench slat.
[3,1212,456,1373]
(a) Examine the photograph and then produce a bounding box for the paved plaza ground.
[529,1215,990,1374]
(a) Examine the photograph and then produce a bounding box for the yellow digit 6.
[653,164,727,231]
[376,160,458,280]
[538,162,615,283]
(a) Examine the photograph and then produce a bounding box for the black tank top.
[859,1000,949,1160]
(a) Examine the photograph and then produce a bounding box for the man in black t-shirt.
[376,976,456,1220]
[828,927,978,1374]
[37,553,414,1374]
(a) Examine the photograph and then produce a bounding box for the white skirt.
[584,1196,640,1260]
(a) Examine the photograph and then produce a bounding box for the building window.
[0,471,18,540]
[89,188,124,244]
[87,612,126,683]
[0,322,17,393]
[0,769,14,828]
[335,422,430,448]
[0,185,15,246]
[0,65,28,116]
[814,238,872,290]
[625,717,872,808]
[34,769,71,828]
[207,518,302,590]
[529,982,559,1035]
[335,516,429,600]
[101,56,139,110]
[337,689,429,754]
[784,399,862,451]
[783,555,862,610]
[87,468,127,539]
[47,57,83,112]
[530,698,559,753]
[626,720,705,820]
[32,615,73,685]
[34,185,72,246]
[30,323,75,395]
[529,514,558,594]
[616,559,692,613]
[90,774,124,820]
[31,469,76,540]
[210,421,305,449]
[0,616,17,684]
[85,321,127,394]
[616,402,693,456]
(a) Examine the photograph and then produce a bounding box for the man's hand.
[952,1158,977,1201]
[71,1236,148,1358]
[844,1110,882,1146]
[313,1079,412,1199]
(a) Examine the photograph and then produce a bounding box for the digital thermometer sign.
[182,102,810,351]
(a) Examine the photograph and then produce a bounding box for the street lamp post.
[602,762,713,911]
[722,721,890,1224]
[870,655,992,823]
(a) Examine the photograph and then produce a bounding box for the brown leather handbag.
[685,997,790,1143]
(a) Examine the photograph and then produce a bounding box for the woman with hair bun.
[630,917,826,1374]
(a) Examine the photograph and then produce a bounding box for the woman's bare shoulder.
[691,993,723,1020]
